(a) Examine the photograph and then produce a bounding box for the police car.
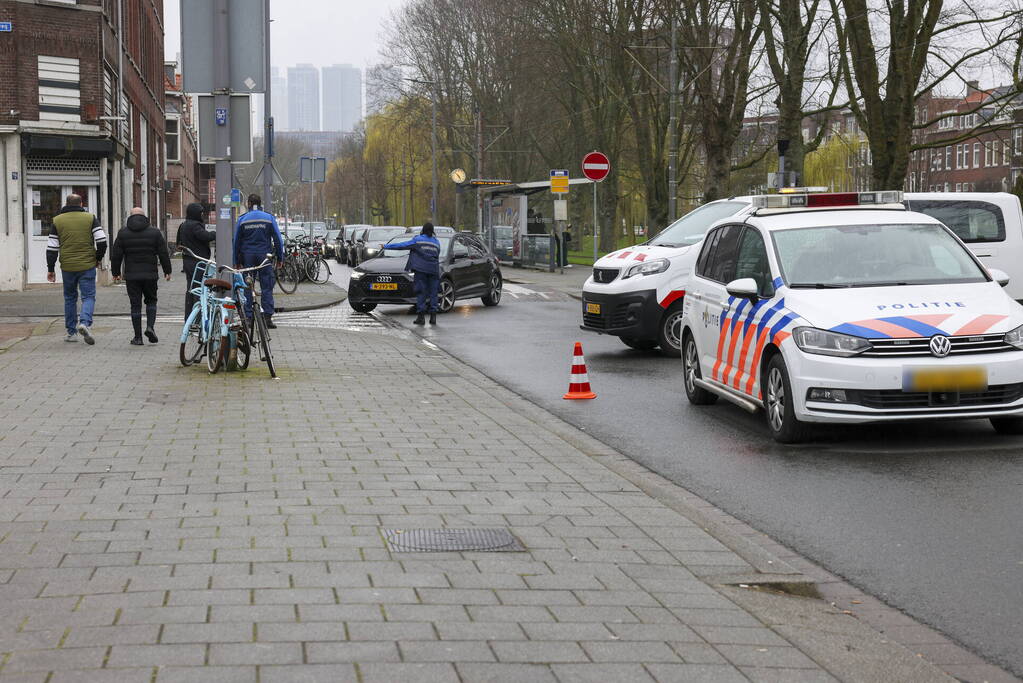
[581,198,754,356]
[679,190,1023,443]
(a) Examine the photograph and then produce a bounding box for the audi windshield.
[773,223,989,288]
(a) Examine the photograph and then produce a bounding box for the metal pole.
[592,181,598,264]
[476,107,483,233]
[213,0,233,268]
[308,179,314,242]
[431,82,438,222]
[668,15,678,224]
[261,0,272,210]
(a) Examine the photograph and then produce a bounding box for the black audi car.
[347,233,502,313]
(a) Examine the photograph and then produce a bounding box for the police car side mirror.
[726,278,760,300]
[988,268,1010,287]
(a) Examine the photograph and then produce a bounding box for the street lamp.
[405,77,438,223]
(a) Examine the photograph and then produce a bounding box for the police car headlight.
[793,327,871,357]
[350,270,365,280]
[622,259,669,279]
[1004,324,1023,350]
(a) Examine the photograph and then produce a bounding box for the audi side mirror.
[726,278,760,300]
[988,268,1010,287]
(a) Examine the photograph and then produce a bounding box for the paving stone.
[357,663,459,683]
[398,640,496,662]
[454,663,557,683]
[64,624,161,647]
[644,663,748,682]
[490,641,589,663]
[106,644,206,667]
[550,663,655,682]
[48,669,154,683]
[257,622,345,642]
[161,622,254,644]
[259,664,359,683]
[154,666,258,682]
[306,641,401,663]
[209,642,304,665]
[580,640,682,663]
[346,621,436,641]
[4,648,107,673]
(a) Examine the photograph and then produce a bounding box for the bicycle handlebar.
[178,247,216,264]
[218,256,274,275]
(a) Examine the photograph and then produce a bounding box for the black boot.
[429,312,437,325]
[130,314,143,346]
[413,313,425,325]
[144,305,158,343]
[264,314,277,329]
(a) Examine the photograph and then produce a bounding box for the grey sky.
[163,0,408,70]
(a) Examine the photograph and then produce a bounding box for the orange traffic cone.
[563,342,597,400]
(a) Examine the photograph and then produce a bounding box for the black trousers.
[126,279,158,316]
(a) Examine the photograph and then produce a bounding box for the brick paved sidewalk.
[0,318,1000,682]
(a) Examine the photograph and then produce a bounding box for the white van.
[905,193,1023,301]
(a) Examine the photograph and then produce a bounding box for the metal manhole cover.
[383,528,525,552]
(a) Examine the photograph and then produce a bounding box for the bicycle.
[221,257,278,379]
[178,249,238,373]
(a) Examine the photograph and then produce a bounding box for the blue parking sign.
[0,22,12,32]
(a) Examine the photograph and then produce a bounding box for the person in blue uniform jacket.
[385,222,442,325]
[233,194,285,328]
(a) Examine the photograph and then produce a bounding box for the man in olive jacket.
[111,208,172,345]
[46,194,107,345]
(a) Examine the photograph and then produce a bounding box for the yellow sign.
[550,169,569,194]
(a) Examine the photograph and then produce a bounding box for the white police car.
[581,198,754,356]
[679,191,1023,443]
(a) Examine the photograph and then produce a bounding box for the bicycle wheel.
[307,257,330,284]
[278,262,298,294]
[179,305,203,367]
[206,332,226,374]
[253,309,277,378]
[235,325,252,370]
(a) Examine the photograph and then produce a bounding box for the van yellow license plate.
[370,283,398,291]
[903,366,987,392]
[586,302,601,314]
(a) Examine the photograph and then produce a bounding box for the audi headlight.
[622,258,669,279]
[350,270,365,280]
[792,327,871,357]
[1004,324,1023,350]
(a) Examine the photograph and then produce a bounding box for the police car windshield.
[774,223,988,288]
[650,201,749,247]
[382,236,451,258]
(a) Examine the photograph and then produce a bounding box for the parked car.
[405,225,456,235]
[338,224,371,265]
[351,226,408,266]
[284,226,309,242]
[348,232,502,313]
[323,229,341,259]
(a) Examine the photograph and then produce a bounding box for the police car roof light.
[751,190,903,210]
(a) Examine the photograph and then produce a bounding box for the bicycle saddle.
[203,278,233,291]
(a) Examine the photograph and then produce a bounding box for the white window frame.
[944,146,951,170]
[165,116,180,163]
[985,141,993,167]
[974,142,981,168]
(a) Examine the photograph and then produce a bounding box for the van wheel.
[621,337,658,351]
[658,303,685,357]
[683,333,717,405]
[764,355,811,444]
[990,417,1023,434]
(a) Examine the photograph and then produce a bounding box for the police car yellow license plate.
[903,366,987,392]
[586,303,601,314]
[370,283,398,291]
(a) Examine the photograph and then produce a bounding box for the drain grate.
[383,528,525,553]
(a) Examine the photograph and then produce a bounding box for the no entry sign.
[582,151,610,182]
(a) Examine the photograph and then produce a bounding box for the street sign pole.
[261,0,272,212]
[593,181,598,264]
[213,0,233,269]
[581,151,611,264]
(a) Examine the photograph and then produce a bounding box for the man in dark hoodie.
[176,202,215,320]
[111,208,172,345]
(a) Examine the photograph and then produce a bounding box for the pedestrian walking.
[176,202,215,320]
[384,222,441,325]
[233,194,285,329]
[110,208,172,346]
[46,194,107,345]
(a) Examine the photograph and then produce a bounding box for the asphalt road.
[331,263,1023,677]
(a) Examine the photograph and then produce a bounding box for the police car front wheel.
[682,333,717,406]
[764,355,811,444]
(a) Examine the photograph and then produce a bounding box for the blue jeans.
[62,268,96,335]
[241,252,275,318]
[413,271,439,313]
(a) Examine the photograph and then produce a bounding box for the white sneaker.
[76,323,94,345]
[64,333,78,343]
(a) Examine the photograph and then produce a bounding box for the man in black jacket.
[176,202,215,320]
[111,208,172,345]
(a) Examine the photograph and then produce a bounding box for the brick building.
[164,61,200,242]
[0,0,165,290]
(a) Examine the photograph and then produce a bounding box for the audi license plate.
[370,283,398,291]
[902,366,987,392]
[586,302,601,314]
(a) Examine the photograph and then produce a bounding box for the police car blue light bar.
[752,191,903,210]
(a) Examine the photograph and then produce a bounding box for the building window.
[974,142,981,168]
[166,117,180,162]
[986,141,993,167]
[945,146,951,170]
[955,145,963,169]
[1005,141,1012,166]
[1015,128,1023,155]
[945,182,951,192]
[38,55,81,122]
[955,183,962,192]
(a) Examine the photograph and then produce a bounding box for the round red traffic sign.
[582,151,610,182]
